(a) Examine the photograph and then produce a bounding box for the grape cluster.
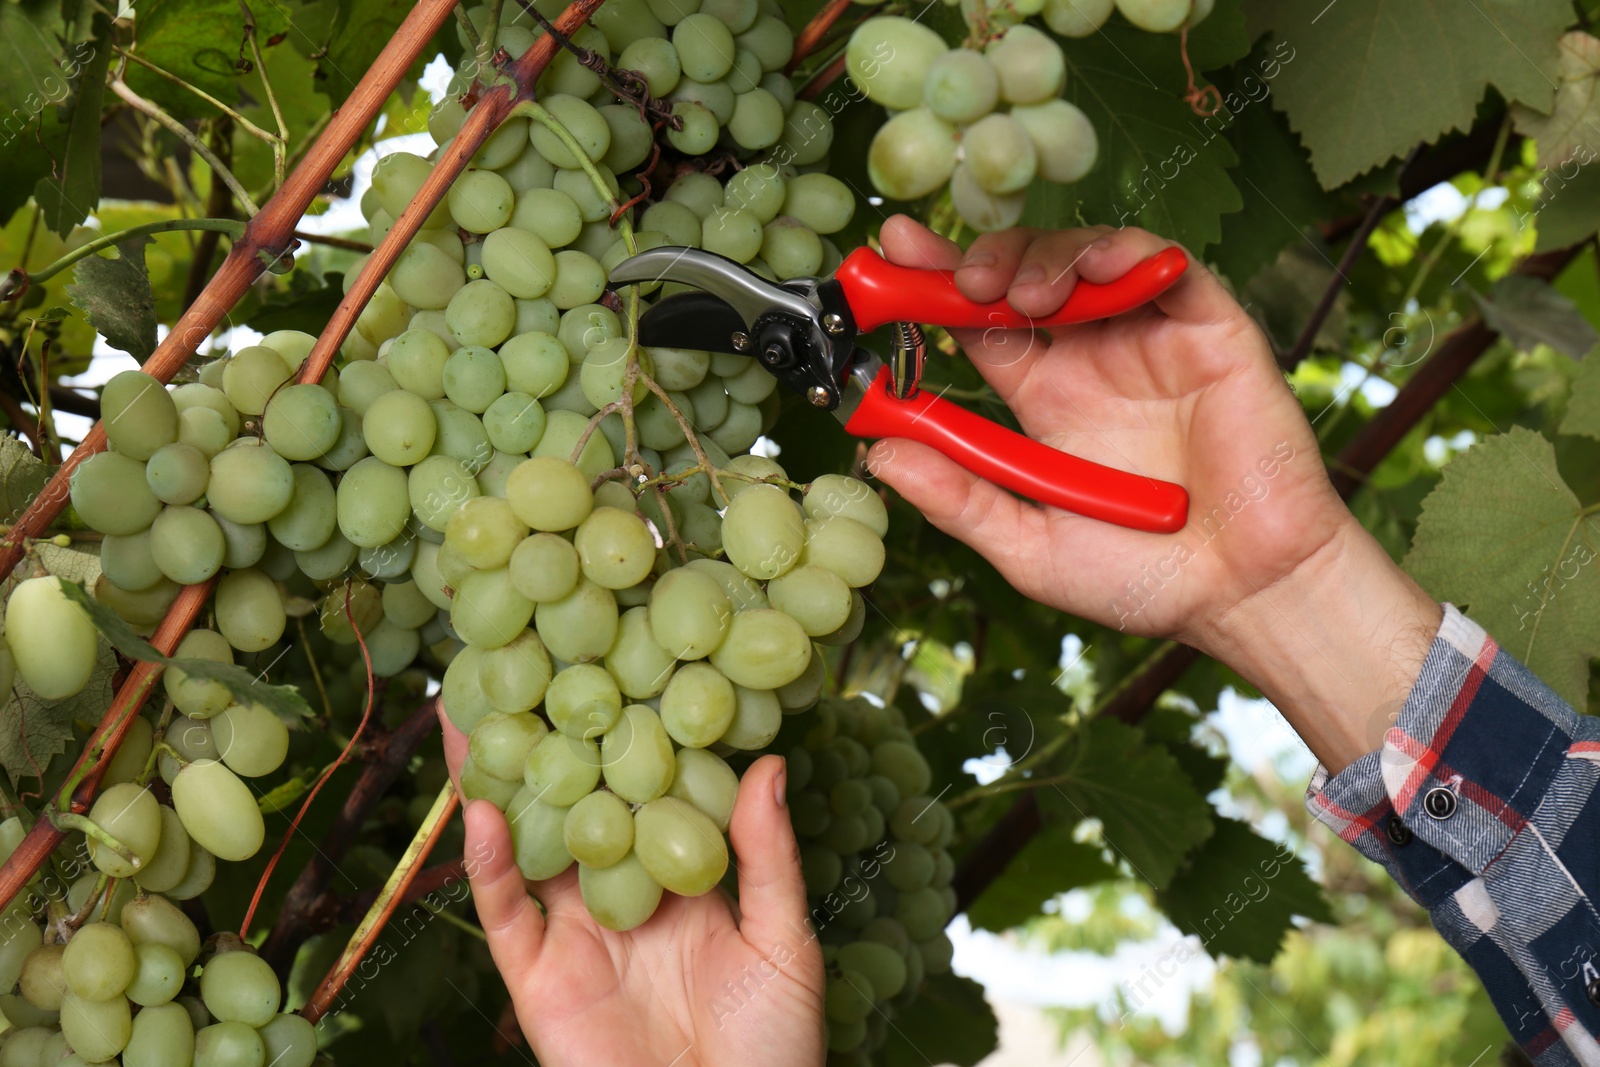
[0,885,314,1067]
[782,696,956,1063]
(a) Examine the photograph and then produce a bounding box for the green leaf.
[315,0,416,107]
[1155,818,1333,963]
[878,975,998,1067]
[1532,160,1600,252]
[57,580,315,722]
[0,643,113,784]
[1562,351,1600,440]
[1038,717,1213,890]
[65,236,158,362]
[1023,23,1243,250]
[1472,275,1600,357]
[122,0,291,120]
[966,821,1119,932]
[1247,0,1569,187]
[33,17,108,237]
[244,271,345,335]
[1512,32,1600,168]
[1404,426,1600,707]
[0,436,49,525]
[0,0,78,223]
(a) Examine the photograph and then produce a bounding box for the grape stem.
[570,400,624,467]
[1,218,248,301]
[49,812,140,870]
[62,872,111,934]
[109,76,262,216]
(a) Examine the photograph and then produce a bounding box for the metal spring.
[890,321,926,401]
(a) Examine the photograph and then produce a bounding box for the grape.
[452,567,535,648]
[648,568,732,661]
[606,607,678,698]
[1115,0,1190,31]
[722,684,781,749]
[1043,0,1113,35]
[171,759,265,862]
[564,789,634,867]
[372,152,452,225]
[673,13,736,81]
[212,702,290,778]
[701,205,763,262]
[707,608,810,690]
[803,514,885,587]
[195,1020,266,1067]
[125,942,185,1007]
[60,993,132,1062]
[447,279,518,347]
[1010,99,1099,183]
[71,450,161,534]
[390,241,467,310]
[471,711,549,781]
[780,101,834,165]
[633,796,727,895]
[666,748,739,831]
[136,805,192,893]
[5,576,97,700]
[985,25,1065,104]
[659,661,736,747]
[524,732,602,806]
[579,851,663,930]
[599,704,675,803]
[64,922,135,1000]
[545,662,623,739]
[725,164,785,221]
[121,894,202,965]
[685,558,767,611]
[103,717,154,786]
[868,109,959,201]
[530,95,613,169]
[847,17,948,109]
[506,789,575,880]
[199,949,280,1027]
[961,113,1038,195]
[215,568,285,652]
[510,189,583,251]
[448,169,516,233]
[825,971,874,1022]
[178,407,232,459]
[722,483,803,580]
[145,441,210,505]
[124,1002,196,1067]
[766,564,852,636]
[208,440,293,524]
[728,87,784,149]
[257,1013,317,1067]
[482,227,558,301]
[442,345,508,413]
[20,943,67,1010]
[949,163,1028,232]
[86,782,160,878]
[363,389,437,467]
[536,577,619,662]
[264,383,341,461]
[760,216,823,278]
[574,507,657,589]
[500,332,570,399]
[922,49,999,124]
[780,173,854,235]
[221,346,292,416]
[555,168,620,225]
[426,399,494,475]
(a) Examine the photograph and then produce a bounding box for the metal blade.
[636,292,752,354]
[609,246,822,341]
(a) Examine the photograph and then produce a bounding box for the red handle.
[834,246,1188,333]
[843,367,1187,533]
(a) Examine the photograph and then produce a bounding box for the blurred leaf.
[1511,32,1600,168]
[0,0,77,223]
[245,270,345,335]
[0,437,49,525]
[1156,818,1333,963]
[1246,0,1567,187]
[33,17,108,237]
[1561,349,1600,439]
[1405,426,1600,707]
[315,0,416,107]
[65,235,157,362]
[0,644,113,783]
[967,821,1118,932]
[1473,275,1599,357]
[879,974,998,1067]
[122,0,291,120]
[1140,703,1230,794]
[1532,164,1600,253]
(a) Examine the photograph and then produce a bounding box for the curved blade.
[609,246,820,337]
[637,291,751,354]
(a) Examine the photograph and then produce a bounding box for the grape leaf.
[58,580,315,722]
[1512,32,1600,169]
[122,0,291,120]
[966,821,1119,932]
[878,974,998,1067]
[65,235,157,362]
[33,17,108,237]
[1245,0,1568,187]
[0,0,77,223]
[1037,717,1213,890]
[0,645,114,784]
[1472,275,1600,357]
[1404,426,1600,707]
[314,0,417,107]
[245,271,345,335]
[0,437,48,525]
[1562,351,1600,440]
[1532,162,1600,253]
[1154,818,1333,963]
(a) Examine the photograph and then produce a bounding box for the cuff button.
[1586,976,1600,1009]
[1423,786,1458,820]
[1384,814,1413,846]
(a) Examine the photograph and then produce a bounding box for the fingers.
[463,799,547,988]
[729,755,809,952]
[438,702,468,794]
[1005,229,1110,319]
[953,228,1039,304]
[1069,228,1232,326]
[878,214,962,272]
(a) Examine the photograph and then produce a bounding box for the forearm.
[1200,517,1443,774]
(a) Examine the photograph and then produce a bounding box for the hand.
[440,712,825,1067]
[866,218,1441,770]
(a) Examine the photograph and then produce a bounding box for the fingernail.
[1092,237,1113,250]
[1016,265,1045,286]
[773,760,787,807]
[960,251,995,270]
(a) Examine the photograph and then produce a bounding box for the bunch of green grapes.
[1041,0,1213,35]
[781,697,956,1063]
[449,461,886,930]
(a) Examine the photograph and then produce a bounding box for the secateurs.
[606,243,1191,533]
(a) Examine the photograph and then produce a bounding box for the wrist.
[1197,518,1443,774]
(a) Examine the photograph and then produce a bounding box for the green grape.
[524,732,602,805]
[867,108,958,201]
[555,167,620,225]
[766,564,852,635]
[760,216,823,278]
[545,661,623,738]
[563,789,634,867]
[482,227,557,300]
[336,455,411,548]
[761,69,794,111]
[528,95,612,169]
[294,530,359,580]
[684,378,729,431]
[707,398,762,453]
[441,345,507,414]
[5,576,97,700]
[85,782,160,879]
[371,152,452,226]
[64,922,136,1000]
[949,162,1027,232]
[803,474,883,533]
[221,346,293,416]
[145,441,210,505]
[479,629,553,713]
[207,440,294,525]
[212,511,268,570]
[685,557,767,611]
[545,250,608,309]
[888,796,941,846]
[619,37,682,96]
[780,101,834,165]
[961,113,1038,194]
[776,648,826,710]
[921,48,998,124]
[121,894,201,965]
[780,173,853,235]
[847,16,948,109]
[605,607,678,698]
[442,647,494,733]
[387,329,450,399]
[162,715,219,781]
[664,171,725,217]
[985,24,1065,103]
[71,450,161,534]
[262,464,336,552]
[579,850,663,930]
[817,812,867,853]
[722,483,803,580]
[125,942,185,1007]
[871,740,931,798]
[256,1013,317,1067]
[135,805,192,893]
[60,993,132,1062]
[803,515,885,587]
[646,568,731,660]
[738,13,792,68]
[362,389,436,466]
[506,788,575,879]
[199,949,279,1027]
[499,332,570,399]
[178,406,232,458]
[507,456,594,532]
[664,748,736,831]
[194,1019,265,1067]
[728,87,784,149]
[722,684,781,749]
[600,704,675,803]
[577,336,648,410]
[668,80,734,129]
[360,532,416,580]
[444,496,527,569]
[215,566,285,653]
[212,702,289,778]
[447,278,518,347]
[103,716,155,786]
[390,241,467,310]
[801,843,841,894]
[1010,99,1099,182]
[452,567,535,649]
[825,970,875,1022]
[1114,0,1189,31]
[633,796,727,895]
[172,381,240,434]
[463,753,522,806]
[839,940,907,998]
[572,507,655,589]
[471,710,550,781]
[700,205,763,262]
[381,579,435,630]
[96,573,179,630]
[894,885,947,941]
[709,608,811,689]
[313,407,369,472]
[2,1026,53,1065]
[673,13,736,80]
[20,943,67,1011]
[559,303,622,360]
[172,759,265,862]
[355,282,411,345]
[917,930,953,975]
[123,1001,196,1067]
[260,384,339,463]
[448,168,516,233]
[427,398,494,474]
[503,535,577,607]
[365,619,420,675]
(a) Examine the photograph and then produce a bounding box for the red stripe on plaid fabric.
[1570,741,1600,755]
[1310,790,1391,844]
[1554,1006,1577,1031]
[1524,1023,1561,1056]
[1394,634,1499,811]
[1385,731,1528,832]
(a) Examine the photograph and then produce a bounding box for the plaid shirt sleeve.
[1305,604,1600,1067]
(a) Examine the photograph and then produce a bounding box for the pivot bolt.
[822,313,845,335]
[807,386,832,407]
[731,331,751,352]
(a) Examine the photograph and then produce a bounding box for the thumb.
[437,699,469,793]
[463,799,546,989]
[729,755,810,953]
